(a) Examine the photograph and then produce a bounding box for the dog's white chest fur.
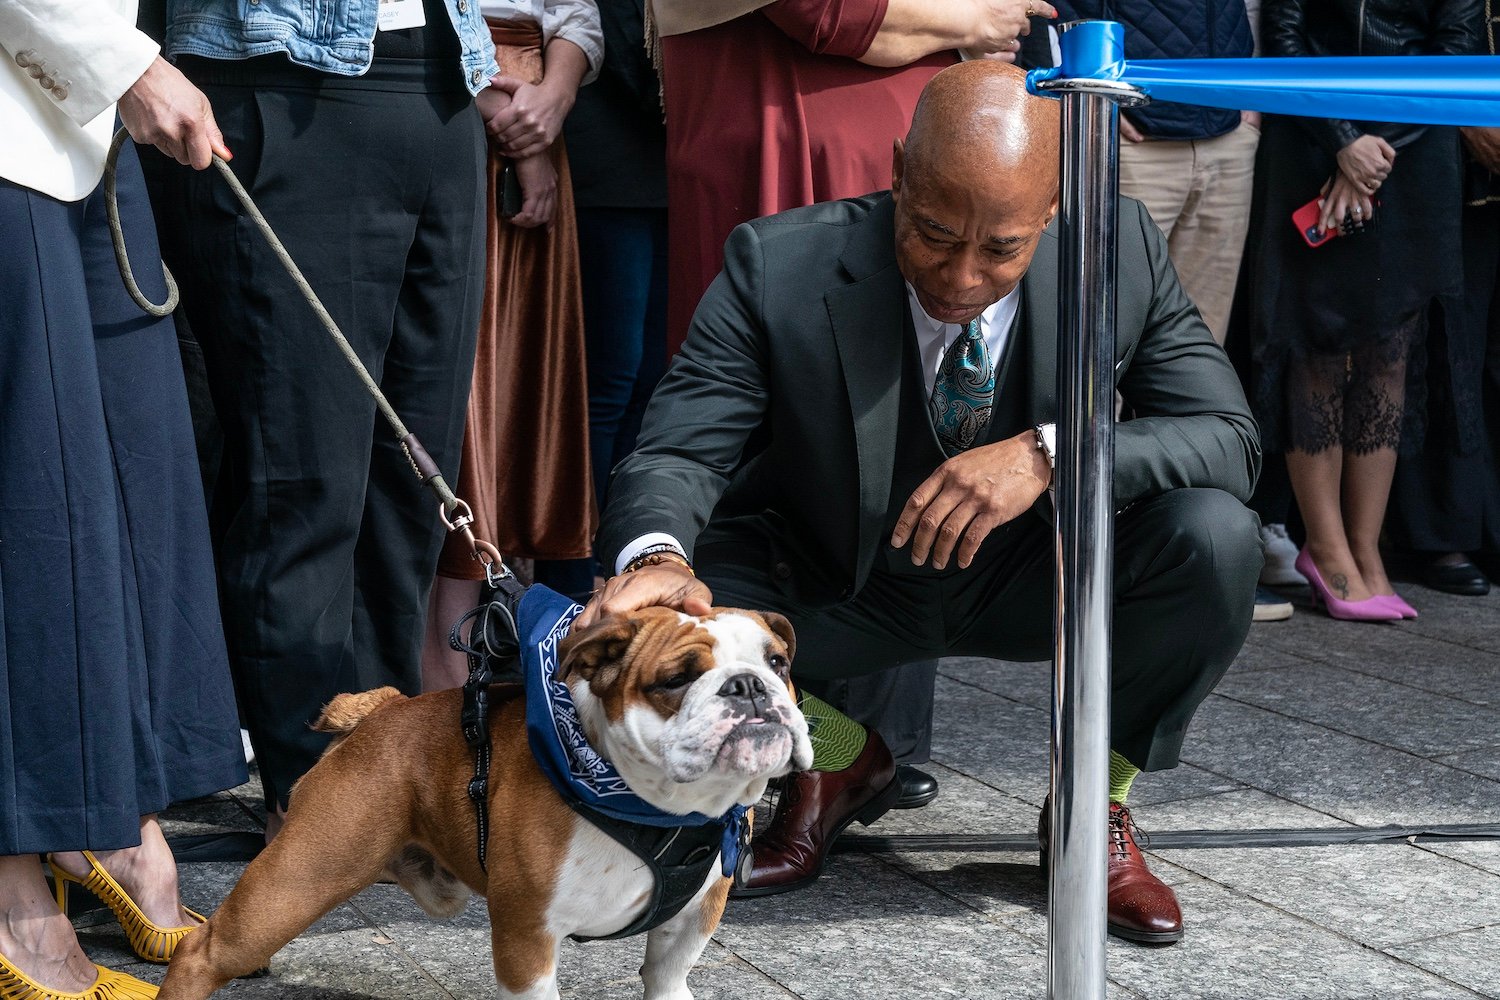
[548,815,716,940]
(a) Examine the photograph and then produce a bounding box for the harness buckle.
[467,775,488,804]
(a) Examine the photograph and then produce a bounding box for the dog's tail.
[312,687,406,737]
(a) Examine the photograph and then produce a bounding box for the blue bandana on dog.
[516,585,750,878]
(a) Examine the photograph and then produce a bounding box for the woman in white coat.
[0,3,246,996]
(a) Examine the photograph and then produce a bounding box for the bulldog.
[158,606,812,1000]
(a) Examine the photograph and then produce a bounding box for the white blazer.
[0,0,158,202]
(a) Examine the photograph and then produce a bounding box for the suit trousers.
[701,488,1261,772]
[153,65,488,810]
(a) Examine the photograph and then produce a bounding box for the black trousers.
[702,489,1261,772]
[153,61,487,809]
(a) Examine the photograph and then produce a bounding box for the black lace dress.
[1244,0,1481,455]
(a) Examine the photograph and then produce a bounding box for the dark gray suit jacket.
[599,192,1260,609]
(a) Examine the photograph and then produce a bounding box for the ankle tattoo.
[1331,573,1349,599]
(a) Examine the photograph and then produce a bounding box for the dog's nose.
[720,671,774,710]
[717,672,768,702]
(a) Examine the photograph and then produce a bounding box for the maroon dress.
[661,0,956,353]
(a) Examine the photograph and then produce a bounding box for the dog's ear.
[759,611,796,665]
[559,615,640,691]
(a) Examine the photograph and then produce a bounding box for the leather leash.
[105,129,515,870]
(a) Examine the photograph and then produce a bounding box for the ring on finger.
[1026,1,1036,15]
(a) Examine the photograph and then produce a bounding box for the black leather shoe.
[894,765,940,809]
[1423,556,1491,596]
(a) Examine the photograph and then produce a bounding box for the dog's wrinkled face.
[559,607,813,816]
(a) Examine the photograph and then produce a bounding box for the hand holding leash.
[117,56,231,170]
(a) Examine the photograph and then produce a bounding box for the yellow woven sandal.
[0,954,158,1000]
[47,853,204,965]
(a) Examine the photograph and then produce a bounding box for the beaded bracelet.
[622,544,694,576]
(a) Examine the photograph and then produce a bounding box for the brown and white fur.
[158,607,812,1000]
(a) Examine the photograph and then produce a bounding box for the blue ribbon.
[517,585,749,878]
[1028,20,1500,127]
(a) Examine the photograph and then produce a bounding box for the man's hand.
[890,431,1052,571]
[1119,116,1146,144]
[1462,126,1500,175]
[1334,134,1395,195]
[574,562,714,629]
[117,56,230,169]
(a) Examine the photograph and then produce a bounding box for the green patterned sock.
[798,692,869,771]
[1109,750,1141,804]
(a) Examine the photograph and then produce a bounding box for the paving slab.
[1385,924,1500,998]
[1123,787,1357,832]
[716,853,1058,1000]
[1390,589,1500,656]
[1421,840,1500,878]
[1153,842,1500,950]
[1248,623,1500,707]
[1099,874,1488,1000]
[1213,662,1500,758]
[1178,697,1500,827]
[1435,745,1500,783]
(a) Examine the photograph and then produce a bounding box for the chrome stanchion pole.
[1037,22,1143,1000]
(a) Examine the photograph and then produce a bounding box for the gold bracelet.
[623,551,695,576]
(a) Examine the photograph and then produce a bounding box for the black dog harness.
[453,578,751,939]
[565,800,740,941]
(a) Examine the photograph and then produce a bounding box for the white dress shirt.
[906,282,1021,396]
[480,0,604,81]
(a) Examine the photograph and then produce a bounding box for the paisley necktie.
[929,318,994,456]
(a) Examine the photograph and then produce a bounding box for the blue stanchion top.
[1028,20,1500,127]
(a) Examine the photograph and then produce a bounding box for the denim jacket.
[163,0,499,93]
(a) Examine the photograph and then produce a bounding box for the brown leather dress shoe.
[730,729,899,898]
[1104,803,1183,944]
[1037,799,1184,945]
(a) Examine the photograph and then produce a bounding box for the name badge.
[378,0,426,31]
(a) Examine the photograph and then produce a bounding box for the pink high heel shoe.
[1376,593,1419,619]
[1294,550,1402,622]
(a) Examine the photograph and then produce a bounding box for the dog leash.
[106,129,520,870]
[104,128,507,581]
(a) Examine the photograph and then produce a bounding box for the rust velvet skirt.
[437,19,596,578]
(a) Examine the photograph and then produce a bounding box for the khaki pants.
[1119,121,1260,345]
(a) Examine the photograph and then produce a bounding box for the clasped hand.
[477,75,573,160]
[890,431,1052,571]
[1320,135,1396,235]
[1462,126,1500,175]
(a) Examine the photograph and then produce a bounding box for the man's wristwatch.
[1033,423,1057,470]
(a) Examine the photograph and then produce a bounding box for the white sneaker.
[1259,523,1306,586]
[1253,587,1294,622]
